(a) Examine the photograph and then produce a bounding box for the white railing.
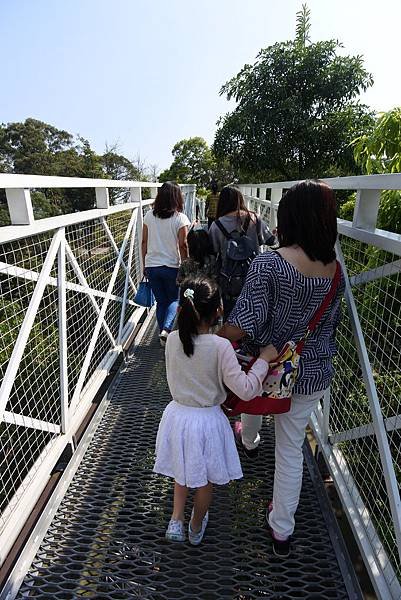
[241,174,401,600]
[0,175,196,568]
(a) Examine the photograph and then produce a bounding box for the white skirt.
[153,401,243,488]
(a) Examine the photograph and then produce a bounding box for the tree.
[352,107,401,174]
[348,107,401,234]
[213,5,374,182]
[159,137,215,187]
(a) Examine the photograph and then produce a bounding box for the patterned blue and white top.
[227,251,345,395]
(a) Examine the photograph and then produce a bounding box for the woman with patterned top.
[218,180,344,558]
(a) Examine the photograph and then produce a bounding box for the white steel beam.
[58,231,69,433]
[64,242,117,347]
[349,259,401,286]
[69,211,137,412]
[0,199,153,245]
[336,242,401,564]
[6,188,35,225]
[0,261,135,306]
[2,411,61,434]
[0,228,63,421]
[311,409,401,600]
[100,216,137,294]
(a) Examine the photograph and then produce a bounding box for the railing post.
[353,189,380,231]
[270,188,282,231]
[58,228,69,433]
[131,187,143,276]
[118,208,137,345]
[95,188,110,209]
[6,188,35,225]
[149,187,158,200]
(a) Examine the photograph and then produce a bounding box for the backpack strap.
[241,213,252,235]
[214,219,232,240]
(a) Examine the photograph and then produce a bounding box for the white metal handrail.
[0,176,196,569]
[241,175,401,600]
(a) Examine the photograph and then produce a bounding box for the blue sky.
[1,0,400,171]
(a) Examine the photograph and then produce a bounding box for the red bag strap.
[297,260,341,351]
[306,260,341,334]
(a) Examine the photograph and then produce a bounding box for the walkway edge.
[0,308,155,600]
[303,441,364,600]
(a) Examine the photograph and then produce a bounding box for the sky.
[1,0,400,172]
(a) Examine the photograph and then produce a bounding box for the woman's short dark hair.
[153,182,184,219]
[178,276,221,357]
[216,185,255,222]
[187,229,213,266]
[277,180,337,264]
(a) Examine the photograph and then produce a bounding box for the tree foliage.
[160,136,235,187]
[352,107,401,174]
[159,137,215,187]
[0,118,154,216]
[213,6,374,182]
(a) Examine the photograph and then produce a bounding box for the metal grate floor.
[17,319,361,599]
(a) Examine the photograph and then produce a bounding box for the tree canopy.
[0,118,153,220]
[213,5,375,182]
[159,137,215,187]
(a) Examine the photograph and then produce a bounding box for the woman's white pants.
[240,390,324,538]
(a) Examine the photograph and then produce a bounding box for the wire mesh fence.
[330,235,401,580]
[0,201,146,564]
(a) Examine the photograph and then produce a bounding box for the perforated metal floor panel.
[16,319,361,599]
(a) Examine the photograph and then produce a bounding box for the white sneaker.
[188,510,209,546]
[165,518,185,542]
[159,330,168,347]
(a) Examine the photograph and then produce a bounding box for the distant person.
[153,276,276,544]
[209,186,275,319]
[177,228,216,285]
[205,181,219,229]
[219,180,344,558]
[142,182,190,346]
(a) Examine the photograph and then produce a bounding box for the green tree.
[213,5,374,182]
[159,137,215,186]
[348,107,401,234]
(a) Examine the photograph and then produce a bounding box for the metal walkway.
[15,318,361,599]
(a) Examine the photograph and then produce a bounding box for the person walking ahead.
[219,180,344,558]
[205,181,219,229]
[142,182,190,346]
[153,276,276,544]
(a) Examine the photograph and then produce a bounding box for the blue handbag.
[133,277,155,308]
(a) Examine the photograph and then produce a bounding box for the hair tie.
[183,288,194,300]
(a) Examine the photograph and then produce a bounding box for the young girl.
[153,276,276,545]
[177,228,216,285]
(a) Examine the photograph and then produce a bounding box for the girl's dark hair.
[277,180,337,264]
[216,185,256,224]
[178,276,221,357]
[153,182,184,219]
[211,180,218,194]
[187,229,213,266]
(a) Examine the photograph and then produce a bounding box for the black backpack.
[215,215,257,298]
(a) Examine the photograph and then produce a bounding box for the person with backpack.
[208,186,275,319]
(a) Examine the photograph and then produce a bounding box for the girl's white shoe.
[165,518,185,542]
[188,510,209,545]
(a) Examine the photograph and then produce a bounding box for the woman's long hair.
[277,180,337,264]
[177,276,221,357]
[216,185,256,224]
[153,182,184,219]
